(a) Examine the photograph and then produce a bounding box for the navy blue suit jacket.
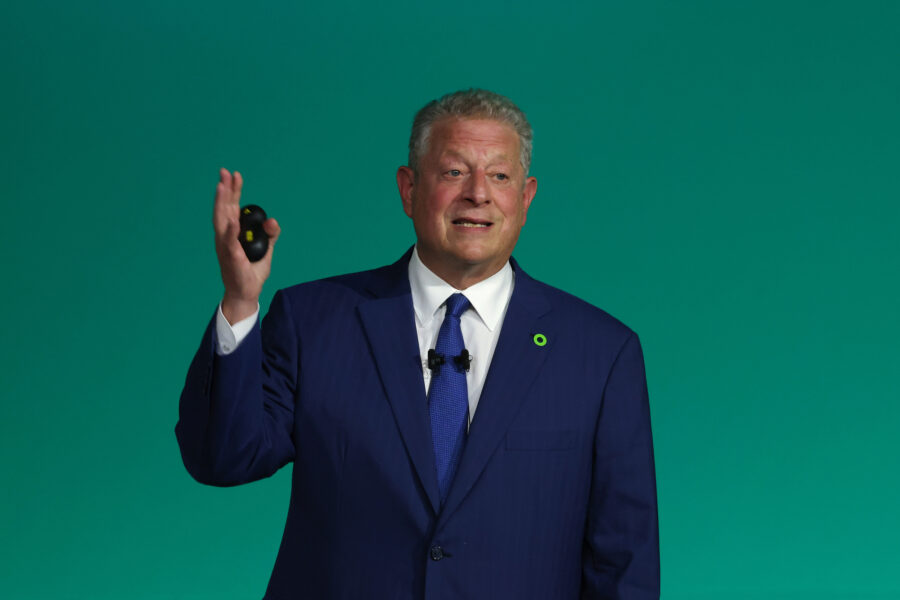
[176,249,659,599]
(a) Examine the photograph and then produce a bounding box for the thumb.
[264,218,281,248]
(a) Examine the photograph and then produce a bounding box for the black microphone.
[427,349,445,374]
[427,349,472,374]
[454,349,472,372]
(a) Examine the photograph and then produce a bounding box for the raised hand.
[213,168,281,324]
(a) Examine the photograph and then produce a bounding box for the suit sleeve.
[175,289,298,486]
[582,332,660,599]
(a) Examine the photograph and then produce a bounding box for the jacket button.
[430,545,444,561]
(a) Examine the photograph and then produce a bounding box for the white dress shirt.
[214,247,514,424]
[407,247,513,425]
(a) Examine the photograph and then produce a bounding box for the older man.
[177,89,659,599]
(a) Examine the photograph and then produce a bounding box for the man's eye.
[448,169,462,177]
[495,173,508,180]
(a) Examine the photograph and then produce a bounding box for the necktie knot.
[444,293,470,319]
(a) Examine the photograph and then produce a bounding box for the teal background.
[2,0,898,597]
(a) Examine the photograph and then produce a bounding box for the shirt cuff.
[215,302,260,355]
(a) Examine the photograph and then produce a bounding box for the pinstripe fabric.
[176,250,660,599]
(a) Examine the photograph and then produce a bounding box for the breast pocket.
[505,429,576,451]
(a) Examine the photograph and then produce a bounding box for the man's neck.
[414,250,509,290]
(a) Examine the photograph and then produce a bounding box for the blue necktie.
[429,293,471,503]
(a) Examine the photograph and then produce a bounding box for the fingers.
[213,168,273,264]
[211,168,272,304]
[213,184,229,234]
[213,168,237,235]
[213,168,246,237]
[232,171,243,206]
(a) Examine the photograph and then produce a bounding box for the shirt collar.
[408,245,513,332]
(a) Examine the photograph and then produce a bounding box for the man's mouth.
[452,218,492,228]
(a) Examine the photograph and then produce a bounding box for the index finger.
[232,170,244,206]
[213,168,238,234]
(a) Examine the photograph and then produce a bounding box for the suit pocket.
[505,429,576,451]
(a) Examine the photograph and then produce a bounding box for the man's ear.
[397,166,415,218]
[520,176,537,225]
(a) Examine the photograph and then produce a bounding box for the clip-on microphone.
[427,349,446,373]
[427,349,472,375]
[454,349,472,372]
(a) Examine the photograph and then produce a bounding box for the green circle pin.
[533,333,547,347]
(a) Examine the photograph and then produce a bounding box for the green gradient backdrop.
[2,1,898,598]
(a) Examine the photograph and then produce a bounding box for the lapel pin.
[533,333,547,347]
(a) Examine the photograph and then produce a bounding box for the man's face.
[397,117,537,288]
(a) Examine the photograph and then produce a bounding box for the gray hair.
[408,89,533,176]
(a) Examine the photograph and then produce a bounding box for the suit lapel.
[357,250,442,513]
[439,261,553,522]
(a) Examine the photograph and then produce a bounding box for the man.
[177,89,659,599]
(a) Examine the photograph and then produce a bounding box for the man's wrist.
[221,295,259,325]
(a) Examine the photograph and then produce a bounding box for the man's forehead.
[431,116,517,137]
[429,118,520,160]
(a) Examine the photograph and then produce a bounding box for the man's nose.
[463,170,490,205]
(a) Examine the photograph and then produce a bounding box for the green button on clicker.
[533,333,547,347]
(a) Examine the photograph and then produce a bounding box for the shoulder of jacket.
[525,275,638,342]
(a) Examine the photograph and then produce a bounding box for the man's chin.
[450,251,509,276]
[418,243,508,282]
[449,247,493,267]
